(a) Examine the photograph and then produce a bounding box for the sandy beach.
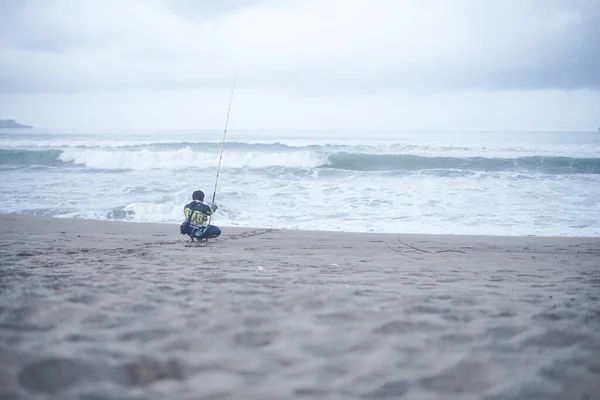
[0,213,599,399]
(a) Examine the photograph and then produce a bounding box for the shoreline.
[2,212,599,271]
[1,212,598,241]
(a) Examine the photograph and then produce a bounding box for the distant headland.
[0,119,33,129]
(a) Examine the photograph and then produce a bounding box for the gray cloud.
[1,0,599,96]
[163,0,274,17]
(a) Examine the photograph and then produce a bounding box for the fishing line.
[208,67,238,225]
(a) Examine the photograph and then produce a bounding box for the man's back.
[184,200,213,228]
[182,189,221,240]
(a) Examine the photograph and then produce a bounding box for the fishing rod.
[208,67,238,225]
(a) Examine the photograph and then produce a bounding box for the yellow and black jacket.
[183,200,215,229]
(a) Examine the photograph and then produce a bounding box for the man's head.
[192,190,205,201]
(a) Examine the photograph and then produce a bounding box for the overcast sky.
[1,0,598,131]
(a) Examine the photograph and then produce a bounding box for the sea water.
[1,128,599,236]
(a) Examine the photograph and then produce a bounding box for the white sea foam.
[57,147,328,170]
[2,130,599,159]
[1,130,599,236]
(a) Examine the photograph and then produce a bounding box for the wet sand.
[0,213,599,399]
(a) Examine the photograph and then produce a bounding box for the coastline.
[1,213,599,398]
[2,214,599,273]
[1,212,599,275]
[1,212,598,241]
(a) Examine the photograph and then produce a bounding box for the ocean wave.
[3,135,599,159]
[2,148,599,174]
[0,148,327,170]
[326,152,600,174]
[58,148,327,170]
[0,149,65,167]
[0,139,313,151]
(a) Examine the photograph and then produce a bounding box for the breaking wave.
[0,148,327,170]
[2,148,599,174]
